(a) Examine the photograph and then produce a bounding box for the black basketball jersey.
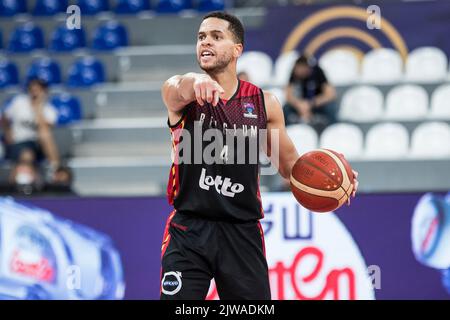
[166,80,268,222]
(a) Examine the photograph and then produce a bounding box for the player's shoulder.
[237,80,279,108]
[261,89,283,123]
[238,79,262,97]
[261,90,280,106]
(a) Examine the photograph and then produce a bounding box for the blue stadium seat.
[0,0,27,16]
[50,25,86,52]
[78,0,109,15]
[114,0,150,14]
[156,0,191,13]
[27,57,62,86]
[0,60,19,88]
[67,57,105,87]
[197,0,224,11]
[50,92,83,125]
[92,21,128,51]
[33,0,67,16]
[8,22,45,52]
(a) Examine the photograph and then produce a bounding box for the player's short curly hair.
[202,11,245,46]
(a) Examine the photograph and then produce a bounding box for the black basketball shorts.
[160,210,271,300]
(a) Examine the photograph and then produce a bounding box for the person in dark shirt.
[283,55,337,133]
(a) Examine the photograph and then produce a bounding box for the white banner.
[208,192,375,300]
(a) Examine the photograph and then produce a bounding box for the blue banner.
[246,1,450,61]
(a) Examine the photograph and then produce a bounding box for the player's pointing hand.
[193,74,225,107]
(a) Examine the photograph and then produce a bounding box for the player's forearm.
[162,73,202,112]
[279,155,298,180]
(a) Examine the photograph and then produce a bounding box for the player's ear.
[234,43,243,58]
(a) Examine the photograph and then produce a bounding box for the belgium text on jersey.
[170,120,280,170]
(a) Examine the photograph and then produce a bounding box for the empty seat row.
[339,84,450,122]
[237,47,450,88]
[1,21,128,52]
[319,47,450,85]
[0,0,224,16]
[2,92,82,125]
[0,56,105,88]
[286,122,450,160]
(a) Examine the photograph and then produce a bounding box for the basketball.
[290,149,355,212]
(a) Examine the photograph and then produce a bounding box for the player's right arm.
[161,73,224,124]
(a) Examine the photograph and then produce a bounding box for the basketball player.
[160,11,359,300]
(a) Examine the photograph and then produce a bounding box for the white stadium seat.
[267,87,286,106]
[319,49,359,85]
[430,84,450,120]
[385,85,428,120]
[286,124,318,156]
[237,51,273,87]
[361,48,403,84]
[405,47,448,83]
[319,123,364,159]
[365,122,409,159]
[339,85,384,122]
[273,51,299,86]
[410,122,450,159]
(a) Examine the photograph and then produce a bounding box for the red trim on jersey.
[236,80,261,99]
[160,210,176,294]
[166,120,185,205]
[257,221,266,258]
[161,210,176,258]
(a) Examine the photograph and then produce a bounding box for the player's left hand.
[347,170,359,206]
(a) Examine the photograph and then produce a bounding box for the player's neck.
[208,70,239,100]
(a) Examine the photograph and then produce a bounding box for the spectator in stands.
[1,78,60,168]
[283,55,337,133]
[2,161,75,196]
[43,165,76,195]
[8,149,43,195]
[238,71,250,82]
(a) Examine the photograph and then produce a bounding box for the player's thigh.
[160,239,212,300]
[215,221,271,300]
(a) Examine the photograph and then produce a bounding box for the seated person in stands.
[4,158,75,196]
[43,165,76,195]
[1,78,60,168]
[8,149,43,195]
[283,55,337,133]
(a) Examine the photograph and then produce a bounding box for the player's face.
[197,18,242,73]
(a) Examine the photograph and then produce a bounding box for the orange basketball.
[290,149,355,213]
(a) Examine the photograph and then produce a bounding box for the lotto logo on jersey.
[199,168,244,197]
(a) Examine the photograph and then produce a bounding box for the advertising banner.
[246,1,450,61]
[19,192,450,300]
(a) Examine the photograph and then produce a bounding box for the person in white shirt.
[1,78,60,167]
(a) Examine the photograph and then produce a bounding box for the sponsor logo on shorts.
[161,271,182,296]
